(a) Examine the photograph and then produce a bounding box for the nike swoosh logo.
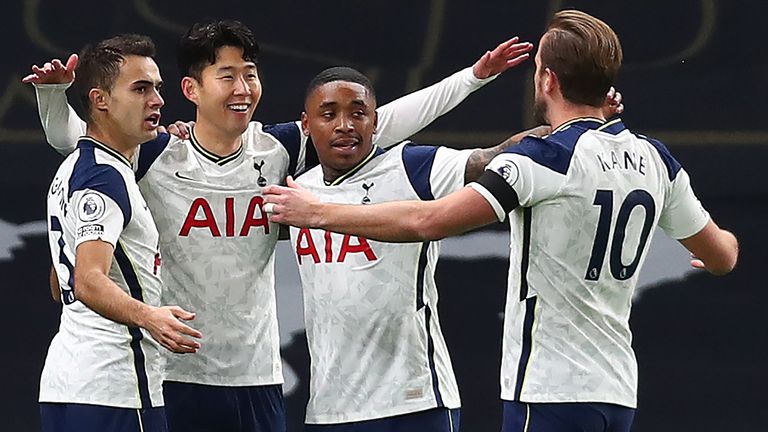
[175,171,196,181]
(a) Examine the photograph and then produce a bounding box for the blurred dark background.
[1,1,765,431]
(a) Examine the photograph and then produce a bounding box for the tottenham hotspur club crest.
[254,160,267,187]
[361,182,374,204]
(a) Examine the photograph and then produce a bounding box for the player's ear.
[372,110,378,134]
[543,67,558,95]
[181,76,199,105]
[301,111,310,136]
[89,88,108,112]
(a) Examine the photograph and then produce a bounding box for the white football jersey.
[293,143,471,424]
[470,118,710,408]
[34,67,495,387]
[43,137,164,408]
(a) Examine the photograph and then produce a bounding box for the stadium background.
[0,0,765,430]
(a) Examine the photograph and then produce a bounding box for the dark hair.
[74,34,156,123]
[305,66,376,100]
[177,19,259,80]
[540,10,623,107]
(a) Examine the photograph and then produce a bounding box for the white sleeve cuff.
[458,66,499,89]
[32,82,73,91]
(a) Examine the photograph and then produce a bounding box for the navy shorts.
[163,381,285,432]
[502,401,635,432]
[40,403,167,432]
[305,407,460,432]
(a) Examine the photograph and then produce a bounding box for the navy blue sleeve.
[643,136,682,181]
[402,143,439,200]
[504,136,576,175]
[136,132,171,181]
[263,122,318,176]
[69,164,132,228]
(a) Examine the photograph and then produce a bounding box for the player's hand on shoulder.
[472,36,533,79]
[144,305,203,354]
[602,86,624,119]
[525,125,552,138]
[165,121,195,140]
[22,53,78,85]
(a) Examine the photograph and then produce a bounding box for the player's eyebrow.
[131,79,162,87]
[319,99,368,108]
[216,64,257,73]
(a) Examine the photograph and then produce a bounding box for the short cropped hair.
[177,19,259,80]
[305,66,376,101]
[73,34,156,123]
[541,10,623,107]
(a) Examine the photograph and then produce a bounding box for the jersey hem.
[163,374,284,387]
[304,400,461,425]
[500,391,636,409]
[38,396,160,409]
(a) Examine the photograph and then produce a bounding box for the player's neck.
[322,166,345,184]
[191,120,243,157]
[85,124,138,161]
[320,145,377,184]
[548,102,605,132]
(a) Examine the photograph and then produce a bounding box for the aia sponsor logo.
[294,228,377,264]
[179,196,270,237]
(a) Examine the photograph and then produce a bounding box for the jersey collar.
[325,146,385,186]
[77,136,132,168]
[551,117,604,134]
[189,127,244,166]
[551,117,625,135]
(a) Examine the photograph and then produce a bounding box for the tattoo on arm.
[463,125,551,184]
[464,136,520,183]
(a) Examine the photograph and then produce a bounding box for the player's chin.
[139,128,159,142]
[226,116,251,134]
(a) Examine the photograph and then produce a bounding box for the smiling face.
[97,55,164,145]
[302,80,378,182]
[183,45,262,138]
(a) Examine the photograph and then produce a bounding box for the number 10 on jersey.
[585,189,656,281]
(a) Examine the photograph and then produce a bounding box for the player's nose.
[149,87,164,108]
[334,113,354,131]
[233,76,251,96]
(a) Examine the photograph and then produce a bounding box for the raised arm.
[464,125,550,183]
[463,87,623,182]
[373,37,532,148]
[23,54,85,154]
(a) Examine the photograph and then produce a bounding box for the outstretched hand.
[472,37,533,79]
[602,86,624,118]
[262,176,322,228]
[22,53,78,85]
